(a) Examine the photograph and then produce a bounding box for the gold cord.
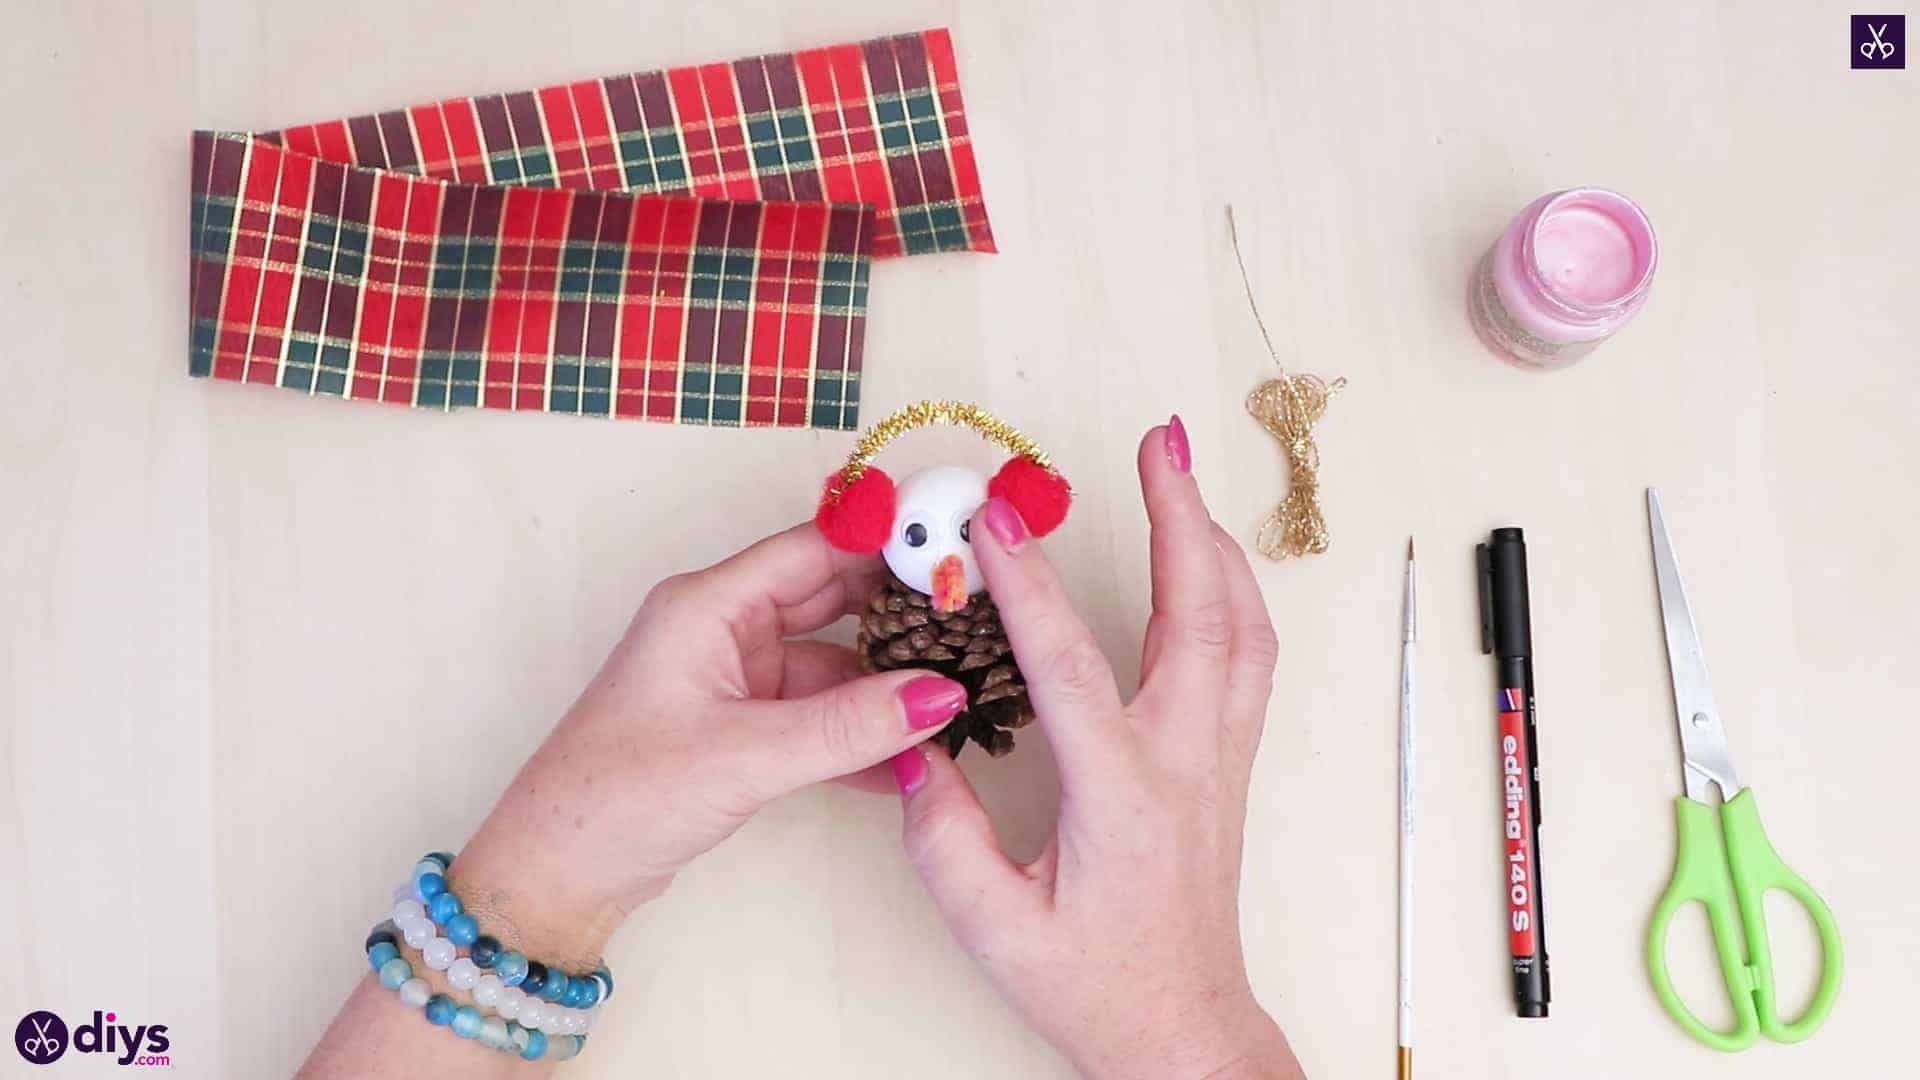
[825,399,1059,499]
[1228,207,1345,559]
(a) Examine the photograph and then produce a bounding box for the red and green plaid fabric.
[188,28,992,429]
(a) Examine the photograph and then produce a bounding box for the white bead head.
[881,465,987,612]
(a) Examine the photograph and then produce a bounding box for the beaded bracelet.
[405,852,614,1011]
[366,921,584,1061]
[384,861,603,1038]
[379,905,601,1040]
[363,850,609,1059]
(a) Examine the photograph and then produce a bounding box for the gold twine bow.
[1246,372,1343,558]
[1228,207,1344,560]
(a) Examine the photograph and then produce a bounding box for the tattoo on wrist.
[446,873,617,974]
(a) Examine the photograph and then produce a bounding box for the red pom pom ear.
[814,468,895,553]
[988,457,1071,538]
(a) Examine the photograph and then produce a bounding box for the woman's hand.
[445,525,968,970]
[889,419,1305,1080]
[304,527,966,1078]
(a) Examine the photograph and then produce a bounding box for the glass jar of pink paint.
[1469,188,1657,369]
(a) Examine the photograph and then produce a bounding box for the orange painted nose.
[930,554,968,613]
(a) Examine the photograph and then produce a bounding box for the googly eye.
[904,522,928,547]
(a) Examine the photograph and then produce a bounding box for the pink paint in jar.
[1469,188,1657,369]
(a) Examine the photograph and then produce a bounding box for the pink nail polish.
[1165,414,1191,473]
[981,496,1028,552]
[899,676,966,731]
[890,747,929,796]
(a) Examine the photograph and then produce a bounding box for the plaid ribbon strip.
[188,28,993,430]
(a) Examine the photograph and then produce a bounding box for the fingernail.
[890,747,929,796]
[899,675,966,731]
[1165,414,1191,473]
[981,496,1028,552]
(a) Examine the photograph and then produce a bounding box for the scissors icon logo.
[12,1011,69,1064]
[1852,13,1906,68]
[1862,22,1894,59]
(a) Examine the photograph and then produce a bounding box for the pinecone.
[855,574,1034,758]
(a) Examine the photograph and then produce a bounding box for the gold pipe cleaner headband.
[825,399,1060,499]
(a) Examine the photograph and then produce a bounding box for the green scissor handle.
[1646,789,1843,1051]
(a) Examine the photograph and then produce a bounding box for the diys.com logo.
[14,1010,170,1068]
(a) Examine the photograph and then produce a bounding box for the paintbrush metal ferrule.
[1402,543,1418,643]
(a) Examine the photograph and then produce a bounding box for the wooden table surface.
[3,2,1914,1076]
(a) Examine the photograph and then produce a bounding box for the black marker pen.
[1478,528,1551,1018]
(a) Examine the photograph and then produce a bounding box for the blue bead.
[495,951,528,986]
[594,965,614,1001]
[414,872,446,903]
[423,994,456,1026]
[367,942,400,971]
[470,936,500,969]
[428,891,462,925]
[520,1028,547,1061]
[377,956,412,990]
[574,977,599,1008]
[364,924,398,952]
[559,978,583,1008]
[429,851,455,868]
[444,913,479,947]
[520,961,548,997]
[540,971,569,1003]
[451,1005,483,1039]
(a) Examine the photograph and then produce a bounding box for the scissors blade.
[1647,489,1740,802]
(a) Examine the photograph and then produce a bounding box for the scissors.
[21,1015,61,1059]
[1862,22,1895,61]
[1644,489,1843,1051]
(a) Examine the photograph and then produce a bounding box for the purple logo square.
[1853,15,1905,68]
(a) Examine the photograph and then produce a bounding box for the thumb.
[892,747,1042,938]
[721,671,967,799]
